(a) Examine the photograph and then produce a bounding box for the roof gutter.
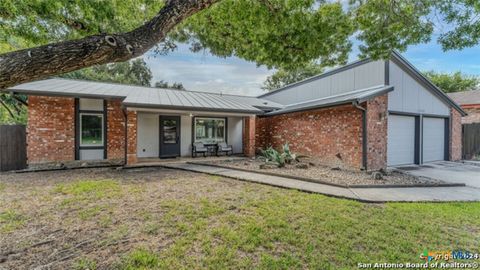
[353,100,368,171]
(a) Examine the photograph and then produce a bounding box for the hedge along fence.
[0,125,26,171]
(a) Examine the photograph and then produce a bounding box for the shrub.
[260,143,302,167]
[261,146,286,167]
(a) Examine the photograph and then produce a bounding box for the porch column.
[449,108,462,161]
[126,110,138,165]
[243,116,256,157]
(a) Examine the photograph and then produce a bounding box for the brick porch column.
[449,108,462,161]
[126,110,137,165]
[243,116,256,157]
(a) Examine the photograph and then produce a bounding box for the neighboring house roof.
[265,85,393,116]
[447,90,480,106]
[7,78,283,114]
[258,51,466,116]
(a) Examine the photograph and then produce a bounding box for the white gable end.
[388,60,449,116]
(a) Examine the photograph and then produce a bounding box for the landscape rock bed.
[194,158,449,187]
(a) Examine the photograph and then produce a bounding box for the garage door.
[388,115,416,166]
[422,117,445,163]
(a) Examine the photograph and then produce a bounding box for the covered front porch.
[125,107,258,165]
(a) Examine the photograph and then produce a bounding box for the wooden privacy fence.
[462,123,480,160]
[0,125,26,171]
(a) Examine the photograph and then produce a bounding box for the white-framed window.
[194,117,225,144]
[79,113,104,146]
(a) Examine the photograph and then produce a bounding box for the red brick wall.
[243,116,256,157]
[107,100,126,160]
[450,109,462,161]
[366,95,388,171]
[27,96,128,164]
[126,110,138,165]
[461,105,480,124]
[255,116,268,151]
[255,104,364,169]
[27,96,75,163]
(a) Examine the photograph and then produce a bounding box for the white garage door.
[422,117,445,163]
[137,113,159,158]
[388,115,416,166]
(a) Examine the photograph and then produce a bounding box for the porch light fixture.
[189,113,194,117]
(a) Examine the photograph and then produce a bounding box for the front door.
[159,116,181,158]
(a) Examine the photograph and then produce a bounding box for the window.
[194,118,225,144]
[80,113,104,146]
[162,119,178,144]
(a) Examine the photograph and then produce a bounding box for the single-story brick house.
[448,89,480,124]
[5,52,465,170]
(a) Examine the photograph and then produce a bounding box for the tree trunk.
[0,0,219,89]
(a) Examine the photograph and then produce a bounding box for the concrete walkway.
[160,163,480,203]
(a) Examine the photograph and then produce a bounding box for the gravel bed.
[197,158,448,186]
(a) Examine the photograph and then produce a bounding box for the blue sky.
[142,40,480,97]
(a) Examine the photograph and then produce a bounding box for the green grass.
[54,179,121,206]
[0,182,5,192]
[2,173,480,269]
[118,192,480,270]
[0,209,27,233]
[54,179,120,197]
[120,248,161,270]
[73,257,97,270]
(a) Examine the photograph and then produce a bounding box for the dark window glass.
[80,114,103,146]
[163,119,177,144]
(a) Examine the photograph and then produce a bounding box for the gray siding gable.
[259,59,385,105]
[259,52,466,116]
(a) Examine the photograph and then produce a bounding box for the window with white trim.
[80,113,104,146]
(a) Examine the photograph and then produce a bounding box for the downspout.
[353,101,367,171]
[122,107,128,166]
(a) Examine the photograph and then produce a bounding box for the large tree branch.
[0,0,219,89]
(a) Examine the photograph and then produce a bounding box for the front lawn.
[0,167,479,269]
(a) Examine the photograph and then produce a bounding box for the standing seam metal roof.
[6,78,283,114]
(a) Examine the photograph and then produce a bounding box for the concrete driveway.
[395,161,480,188]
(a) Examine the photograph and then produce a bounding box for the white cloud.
[143,46,274,96]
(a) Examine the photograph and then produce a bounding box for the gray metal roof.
[265,85,394,116]
[7,78,283,114]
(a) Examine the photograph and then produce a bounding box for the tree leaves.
[172,0,354,70]
[59,59,153,86]
[423,70,480,93]
[0,0,164,53]
[1,0,480,77]
[350,0,434,59]
[262,62,324,91]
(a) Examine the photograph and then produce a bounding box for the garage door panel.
[388,115,416,166]
[422,117,445,162]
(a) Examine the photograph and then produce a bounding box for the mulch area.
[195,157,447,187]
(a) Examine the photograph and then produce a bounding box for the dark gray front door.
[159,116,180,158]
